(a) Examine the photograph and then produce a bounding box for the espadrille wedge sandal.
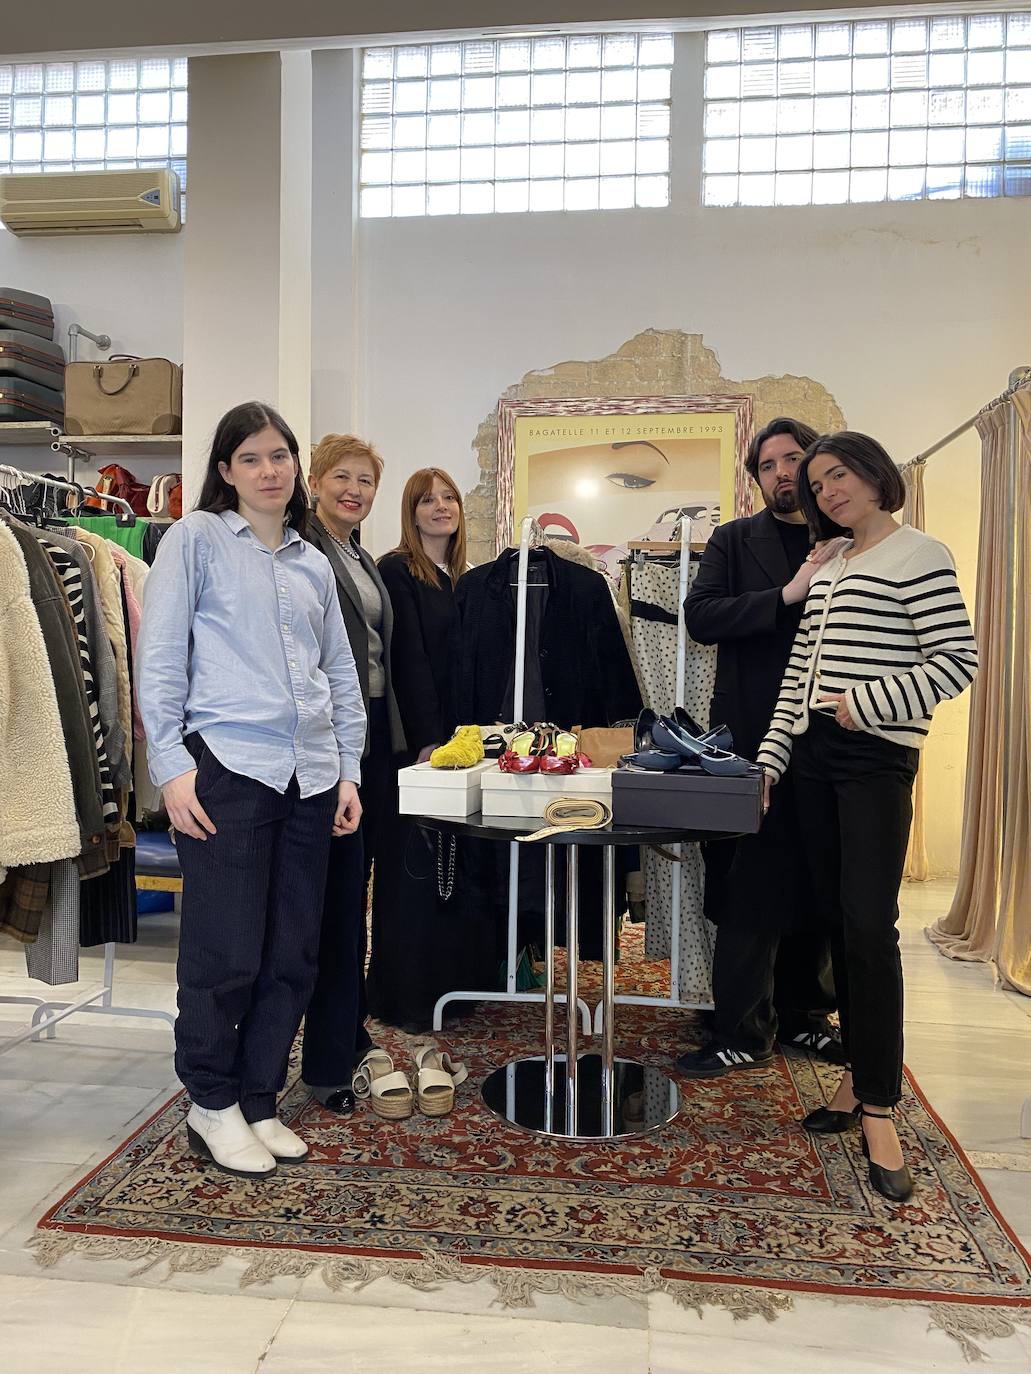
[352,1049,414,1120]
[412,1044,467,1117]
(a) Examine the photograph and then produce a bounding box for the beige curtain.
[902,461,929,881]
[993,390,1031,995]
[927,403,1012,964]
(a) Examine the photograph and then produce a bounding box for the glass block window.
[703,11,1031,206]
[0,56,188,207]
[359,33,673,217]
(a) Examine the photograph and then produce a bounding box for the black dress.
[366,553,492,1030]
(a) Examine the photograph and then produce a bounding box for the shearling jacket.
[0,519,79,881]
[7,519,107,862]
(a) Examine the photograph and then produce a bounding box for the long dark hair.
[195,401,309,533]
[798,431,906,542]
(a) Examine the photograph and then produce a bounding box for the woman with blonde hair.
[300,433,407,1112]
[367,467,476,1031]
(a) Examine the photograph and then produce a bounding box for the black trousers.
[711,767,835,1056]
[301,699,391,1088]
[175,738,336,1123]
[792,711,918,1108]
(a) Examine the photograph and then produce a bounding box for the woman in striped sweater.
[756,432,977,1203]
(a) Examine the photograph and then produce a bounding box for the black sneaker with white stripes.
[676,1043,774,1079]
[777,1023,846,1065]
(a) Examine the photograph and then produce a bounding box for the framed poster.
[496,395,754,570]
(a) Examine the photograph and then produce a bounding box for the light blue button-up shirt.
[137,509,366,798]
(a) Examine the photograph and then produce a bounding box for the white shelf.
[0,422,58,447]
[54,434,182,460]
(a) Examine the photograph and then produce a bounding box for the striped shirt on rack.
[756,524,978,782]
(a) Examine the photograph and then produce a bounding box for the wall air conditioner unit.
[0,168,181,237]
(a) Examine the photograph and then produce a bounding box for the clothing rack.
[599,515,714,1029]
[0,467,174,1053]
[898,365,1031,476]
[0,462,136,521]
[903,369,1031,1138]
[432,515,591,1036]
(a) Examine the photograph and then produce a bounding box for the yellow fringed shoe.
[430,725,485,770]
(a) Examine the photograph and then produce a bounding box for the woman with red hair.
[366,468,475,1031]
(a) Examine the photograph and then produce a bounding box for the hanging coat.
[452,546,642,729]
[0,520,79,881]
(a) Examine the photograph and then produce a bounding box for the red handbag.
[86,463,151,517]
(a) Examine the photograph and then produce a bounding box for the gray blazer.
[306,513,406,759]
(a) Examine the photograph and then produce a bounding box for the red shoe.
[538,730,593,775]
[499,729,540,773]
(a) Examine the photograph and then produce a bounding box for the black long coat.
[377,551,456,760]
[684,507,813,932]
[684,508,806,759]
[452,546,641,729]
[366,551,477,1029]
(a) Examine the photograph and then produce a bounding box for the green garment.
[66,514,149,560]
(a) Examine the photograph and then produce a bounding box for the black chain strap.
[436,832,456,901]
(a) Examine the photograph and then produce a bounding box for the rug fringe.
[28,1231,1031,1358]
[926,1303,1031,1364]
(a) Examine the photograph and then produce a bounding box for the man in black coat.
[678,417,846,1077]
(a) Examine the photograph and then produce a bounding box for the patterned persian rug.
[32,926,1031,1356]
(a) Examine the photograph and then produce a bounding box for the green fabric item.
[67,514,148,560]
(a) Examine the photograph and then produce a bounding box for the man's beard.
[765,484,799,515]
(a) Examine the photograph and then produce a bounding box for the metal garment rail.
[0,944,175,1056]
[0,461,136,519]
[433,514,591,1035]
[0,467,174,1051]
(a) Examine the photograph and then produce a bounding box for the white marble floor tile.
[262,1302,649,1372]
[295,1266,650,1328]
[0,1029,178,1090]
[648,1324,1031,1374]
[976,1168,1031,1244]
[0,1274,290,1374]
[0,1159,80,1237]
[649,1291,1031,1370]
[0,1078,172,1165]
[908,1074,1031,1155]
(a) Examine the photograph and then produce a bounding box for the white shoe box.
[480,768,614,819]
[397,759,496,818]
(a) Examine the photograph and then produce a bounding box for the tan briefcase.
[64,354,182,435]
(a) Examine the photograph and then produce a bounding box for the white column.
[183,51,318,504]
[310,51,360,440]
[278,50,314,465]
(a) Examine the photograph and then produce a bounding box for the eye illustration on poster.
[496,395,754,579]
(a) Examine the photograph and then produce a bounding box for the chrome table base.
[481,845,681,1141]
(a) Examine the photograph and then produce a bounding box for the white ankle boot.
[250,1116,309,1161]
[186,1103,276,1178]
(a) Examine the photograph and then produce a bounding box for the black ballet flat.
[861,1108,915,1203]
[802,1102,861,1134]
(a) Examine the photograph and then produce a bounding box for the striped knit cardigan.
[756,524,978,782]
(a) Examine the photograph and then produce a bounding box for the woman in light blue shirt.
[137,401,366,1179]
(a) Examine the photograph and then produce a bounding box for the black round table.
[416,811,731,1143]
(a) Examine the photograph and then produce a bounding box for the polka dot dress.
[627,558,718,1005]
